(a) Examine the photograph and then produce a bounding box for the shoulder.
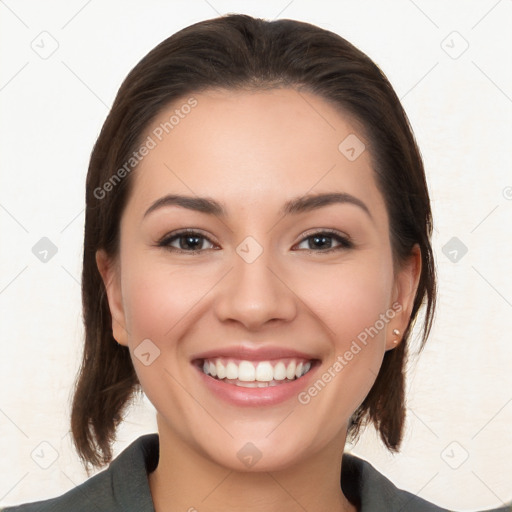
[0,433,159,512]
[0,467,114,512]
[342,452,512,512]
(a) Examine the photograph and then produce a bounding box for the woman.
[2,13,510,512]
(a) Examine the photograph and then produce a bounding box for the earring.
[392,328,400,344]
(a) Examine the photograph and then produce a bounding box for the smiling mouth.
[197,357,316,388]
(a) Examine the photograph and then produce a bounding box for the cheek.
[294,252,394,406]
[118,256,216,418]
[120,256,218,341]
[293,253,395,345]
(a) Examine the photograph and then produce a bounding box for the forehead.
[126,88,386,221]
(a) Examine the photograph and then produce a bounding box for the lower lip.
[195,364,318,407]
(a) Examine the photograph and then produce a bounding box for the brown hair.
[71,13,436,471]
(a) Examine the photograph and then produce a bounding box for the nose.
[213,244,297,331]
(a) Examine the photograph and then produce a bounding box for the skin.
[97,88,421,512]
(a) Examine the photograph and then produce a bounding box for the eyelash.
[156,229,354,255]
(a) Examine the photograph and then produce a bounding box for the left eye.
[295,231,353,252]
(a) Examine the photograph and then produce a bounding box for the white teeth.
[286,361,296,380]
[273,362,286,380]
[201,358,313,383]
[216,360,226,379]
[226,361,238,380]
[238,361,256,381]
[225,378,295,388]
[236,381,259,388]
[255,361,274,382]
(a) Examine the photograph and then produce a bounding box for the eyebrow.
[143,192,372,220]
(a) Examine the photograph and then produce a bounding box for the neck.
[148,419,357,512]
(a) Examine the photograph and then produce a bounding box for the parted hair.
[71,13,436,471]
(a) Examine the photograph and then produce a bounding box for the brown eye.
[158,230,216,253]
[295,231,353,252]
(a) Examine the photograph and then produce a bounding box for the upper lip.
[191,343,318,362]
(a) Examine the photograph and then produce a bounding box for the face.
[98,88,420,472]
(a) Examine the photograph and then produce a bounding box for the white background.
[0,0,511,510]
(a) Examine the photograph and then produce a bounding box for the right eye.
[157,230,217,254]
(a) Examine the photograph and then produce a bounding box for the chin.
[206,441,309,473]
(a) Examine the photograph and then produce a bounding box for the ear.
[386,244,422,351]
[96,249,129,346]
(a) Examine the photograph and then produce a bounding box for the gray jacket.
[1,434,510,511]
